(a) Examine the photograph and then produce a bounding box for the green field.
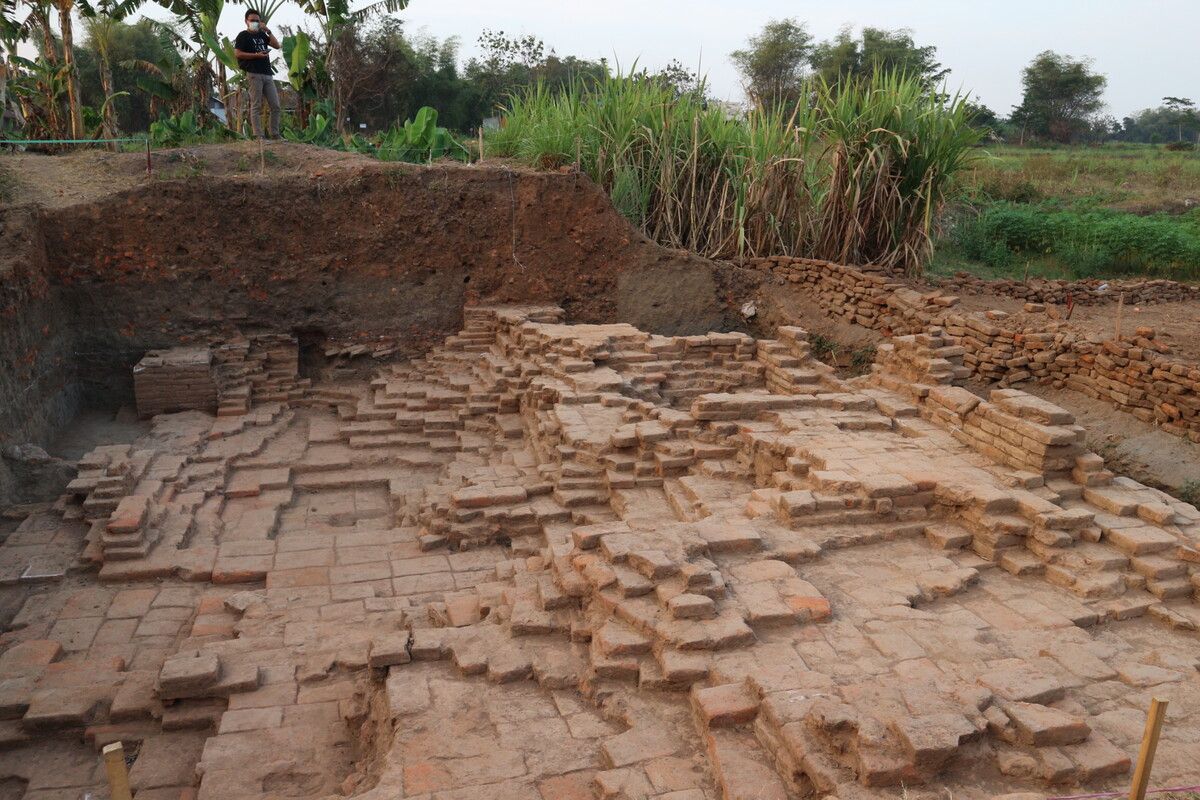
[931,143,1200,281]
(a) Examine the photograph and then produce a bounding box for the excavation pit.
[0,146,1198,800]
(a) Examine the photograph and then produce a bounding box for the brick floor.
[0,305,1197,800]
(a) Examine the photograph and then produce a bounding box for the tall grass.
[487,72,982,274]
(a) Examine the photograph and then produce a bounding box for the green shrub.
[950,215,1014,269]
[149,111,237,147]
[953,201,1200,279]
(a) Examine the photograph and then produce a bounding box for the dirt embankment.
[33,146,736,336]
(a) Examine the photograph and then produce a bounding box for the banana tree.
[0,0,18,132]
[78,0,141,144]
[297,0,409,133]
[52,0,82,137]
[123,49,186,119]
[281,29,325,129]
[148,0,237,127]
[195,0,235,125]
[2,0,70,139]
[18,0,67,137]
[8,53,67,138]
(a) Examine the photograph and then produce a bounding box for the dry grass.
[960,143,1200,212]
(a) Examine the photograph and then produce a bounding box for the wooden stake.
[259,136,266,174]
[478,127,484,164]
[102,742,133,800]
[1128,697,1168,800]
[1115,292,1125,341]
[145,136,152,176]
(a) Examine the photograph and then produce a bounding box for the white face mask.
[248,20,261,31]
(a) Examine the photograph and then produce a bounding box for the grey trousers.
[246,73,280,138]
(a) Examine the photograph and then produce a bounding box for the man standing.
[234,9,281,139]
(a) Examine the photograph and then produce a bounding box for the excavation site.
[0,144,1198,800]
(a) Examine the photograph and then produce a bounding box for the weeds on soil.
[488,71,981,275]
[0,163,13,203]
[1178,480,1200,507]
[806,333,876,377]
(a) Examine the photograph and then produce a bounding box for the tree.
[3,0,71,138]
[961,98,999,136]
[0,0,20,129]
[76,16,174,132]
[1162,96,1197,142]
[730,18,812,108]
[1114,102,1200,145]
[462,28,606,122]
[638,59,703,99]
[296,0,410,133]
[78,0,140,142]
[810,26,947,90]
[1010,51,1106,144]
[53,0,83,136]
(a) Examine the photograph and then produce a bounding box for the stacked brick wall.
[212,333,308,416]
[133,347,219,417]
[932,272,1200,307]
[872,332,1091,478]
[753,256,1200,443]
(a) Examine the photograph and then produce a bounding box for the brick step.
[708,727,790,800]
[102,544,150,561]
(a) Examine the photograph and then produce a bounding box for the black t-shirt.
[234,30,273,75]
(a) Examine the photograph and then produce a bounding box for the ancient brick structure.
[758,256,1200,442]
[934,272,1200,307]
[134,335,310,420]
[134,347,219,417]
[0,305,1197,799]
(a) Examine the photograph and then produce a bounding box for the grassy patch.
[936,143,1200,280]
[942,202,1200,280]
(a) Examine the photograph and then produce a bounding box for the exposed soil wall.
[43,163,727,345]
[0,206,82,502]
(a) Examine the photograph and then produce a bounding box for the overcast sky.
[157,0,1196,118]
